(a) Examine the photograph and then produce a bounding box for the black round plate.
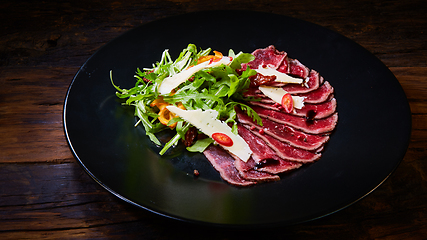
[63,11,411,227]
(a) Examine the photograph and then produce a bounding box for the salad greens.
[111,43,262,155]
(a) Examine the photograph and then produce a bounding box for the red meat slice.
[203,145,257,186]
[250,105,338,135]
[284,58,309,79]
[298,81,334,104]
[237,124,282,163]
[246,45,287,70]
[234,157,302,175]
[236,110,329,151]
[282,70,322,94]
[233,157,281,182]
[248,97,337,120]
[239,124,322,163]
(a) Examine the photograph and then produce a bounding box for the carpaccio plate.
[63,10,411,227]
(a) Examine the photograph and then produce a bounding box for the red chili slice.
[281,93,293,113]
[212,133,233,147]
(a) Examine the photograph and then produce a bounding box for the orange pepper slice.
[197,51,223,64]
[151,96,186,129]
[158,107,176,127]
[150,97,165,108]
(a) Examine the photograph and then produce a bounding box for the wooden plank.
[0,67,76,163]
[0,162,426,239]
[391,67,427,114]
[0,1,425,68]
[0,163,155,235]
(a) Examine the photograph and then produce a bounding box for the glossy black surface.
[63,11,411,227]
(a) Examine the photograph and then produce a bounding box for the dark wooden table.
[1,0,426,239]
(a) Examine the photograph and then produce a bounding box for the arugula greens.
[111,44,262,155]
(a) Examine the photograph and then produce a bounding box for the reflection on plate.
[63,11,411,227]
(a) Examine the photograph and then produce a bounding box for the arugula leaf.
[239,103,263,126]
[229,52,255,69]
[159,122,191,155]
[227,74,240,97]
[134,106,162,145]
[186,138,214,153]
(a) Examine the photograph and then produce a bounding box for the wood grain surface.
[1,0,426,239]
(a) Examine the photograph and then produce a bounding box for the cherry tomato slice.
[212,133,233,147]
[281,93,293,113]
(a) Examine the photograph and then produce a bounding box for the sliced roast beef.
[284,58,310,79]
[293,98,336,119]
[250,105,338,135]
[259,98,276,104]
[248,81,335,108]
[235,157,302,175]
[237,124,282,163]
[298,81,334,104]
[233,157,281,181]
[242,87,269,100]
[238,168,281,182]
[247,46,308,78]
[245,45,287,70]
[242,86,262,98]
[256,159,302,174]
[282,70,322,94]
[236,110,329,151]
[238,123,317,171]
[203,145,257,186]
[204,145,280,185]
[240,124,322,163]
[248,97,337,120]
[276,57,289,74]
[294,98,336,119]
